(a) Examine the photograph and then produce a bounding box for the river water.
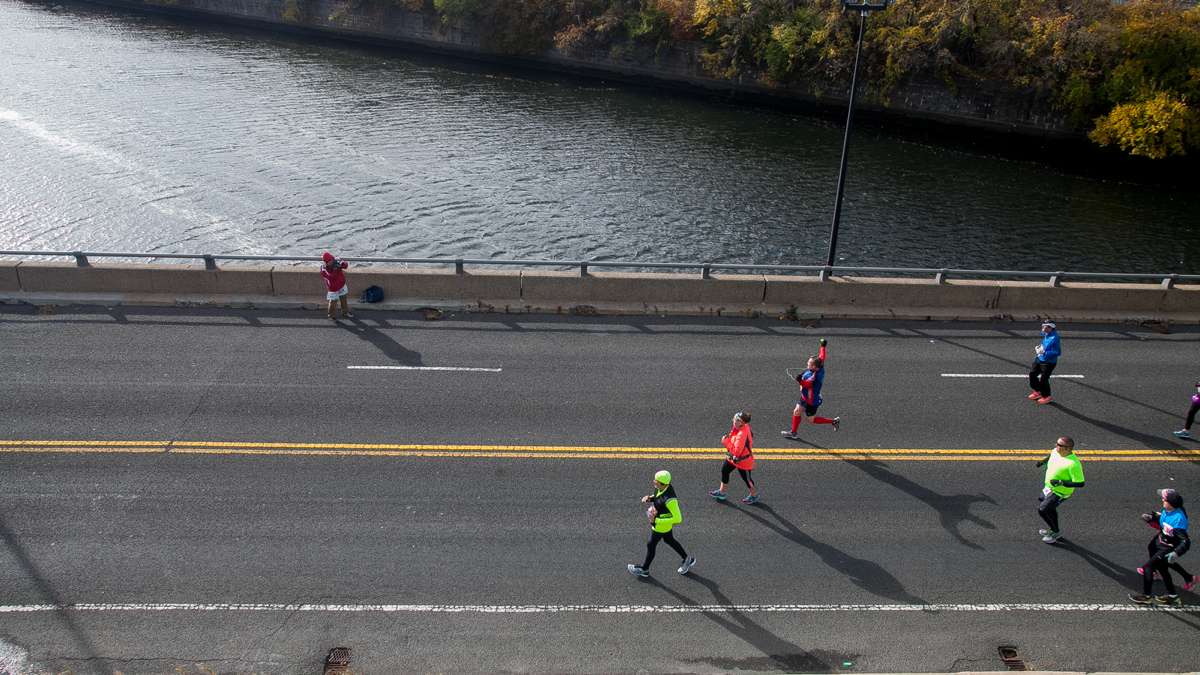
[1,0,1197,273]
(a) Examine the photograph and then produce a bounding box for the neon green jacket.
[651,485,683,533]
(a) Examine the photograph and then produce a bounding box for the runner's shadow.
[910,330,1182,418]
[727,502,924,604]
[1054,539,1141,589]
[339,318,423,365]
[0,513,101,665]
[841,457,997,550]
[1051,403,1185,451]
[648,574,848,673]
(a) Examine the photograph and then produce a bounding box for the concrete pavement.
[2,306,1199,673]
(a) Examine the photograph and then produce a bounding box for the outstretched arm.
[818,338,827,363]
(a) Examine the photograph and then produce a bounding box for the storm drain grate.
[324,647,351,674]
[998,646,1027,671]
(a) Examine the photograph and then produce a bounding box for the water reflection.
[0,0,1196,273]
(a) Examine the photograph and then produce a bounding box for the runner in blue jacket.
[1027,321,1061,405]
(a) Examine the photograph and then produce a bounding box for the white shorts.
[326,285,348,301]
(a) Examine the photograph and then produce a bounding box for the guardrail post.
[935,269,948,284]
[454,259,464,275]
[1162,274,1178,290]
[1049,272,1063,287]
[579,261,588,277]
[72,252,89,267]
[701,264,711,280]
[202,255,217,271]
[819,266,832,282]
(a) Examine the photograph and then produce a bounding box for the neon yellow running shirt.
[1044,452,1084,498]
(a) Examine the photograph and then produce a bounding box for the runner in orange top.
[710,411,758,504]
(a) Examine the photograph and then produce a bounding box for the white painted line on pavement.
[0,602,1194,613]
[347,366,502,373]
[940,373,1085,378]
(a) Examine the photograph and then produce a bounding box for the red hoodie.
[320,252,348,292]
[723,423,754,470]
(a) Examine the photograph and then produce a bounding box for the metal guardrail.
[0,250,1196,289]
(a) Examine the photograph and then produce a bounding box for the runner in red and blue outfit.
[782,338,840,439]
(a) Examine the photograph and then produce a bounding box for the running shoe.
[626,564,649,578]
[1028,391,1042,400]
[677,556,696,575]
[1174,429,1193,439]
[1128,593,1154,605]
[1041,531,1061,544]
[1155,594,1183,607]
[1184,576,1198,592]
[1038,528,1052,536]
[780,430,798,439]
[741,495,759,505]
[1036,396,1054,405]
[831,417,841,432]
[709,489,727,501]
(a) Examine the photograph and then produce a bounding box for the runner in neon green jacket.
[627,470,696,577]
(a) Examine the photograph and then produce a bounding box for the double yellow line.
[0,440,1197,461]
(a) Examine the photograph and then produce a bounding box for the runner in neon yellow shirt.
[1035,436,1085,544]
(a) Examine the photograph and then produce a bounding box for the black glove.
[1049,479,1062,486]
[1035,458,1047,468]
[819,338,827,347]
[1141,512,1156,523]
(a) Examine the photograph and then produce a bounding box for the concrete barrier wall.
[15,262,275,295]
[3,262,1199,323]
[270,266,522,305]
[0,264,20,292]
[763,276,1005,314]
[521,272,765,312]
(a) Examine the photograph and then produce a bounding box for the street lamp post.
[825,0,891,269]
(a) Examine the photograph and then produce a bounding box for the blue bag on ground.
[360,285,384,303]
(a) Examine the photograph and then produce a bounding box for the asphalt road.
[2,305,1199,674]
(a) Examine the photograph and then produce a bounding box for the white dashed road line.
[347,365,503,372]
[0,602,1193,613]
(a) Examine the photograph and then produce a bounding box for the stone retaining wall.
[2,262,1197,324]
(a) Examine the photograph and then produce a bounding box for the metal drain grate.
[998,646,1027,671]
[324,647,351,674]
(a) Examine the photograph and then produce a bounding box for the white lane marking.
[0,603,1193,613]
[940,373,1085,378]
[347,366,502,373]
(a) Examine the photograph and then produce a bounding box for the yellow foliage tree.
[1089,92,1199,159]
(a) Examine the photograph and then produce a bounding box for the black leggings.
[1038,492,1064,533]
[642,529,687,570]
[1186,402,1199,430]
[721,461,754,490]
[1143,539,1179,595]
[1029,359,1056,397]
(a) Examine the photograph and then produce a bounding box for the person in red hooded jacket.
[320,251,353,320]
[710,411,758,504]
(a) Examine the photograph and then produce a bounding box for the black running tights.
[1029,360,1056,397]
[642,529,687,570]
[721,461,754,490]
[1038,492,1063,533]
[1144,540,1179,595]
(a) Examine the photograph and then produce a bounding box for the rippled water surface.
[1,0,1197,271]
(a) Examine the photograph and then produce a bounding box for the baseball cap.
[654,470,671,486]
[1159,488,1184,508]
[1041,321,1056,330]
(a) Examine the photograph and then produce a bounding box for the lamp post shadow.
[645,573,851,673]
[724,501,925,605]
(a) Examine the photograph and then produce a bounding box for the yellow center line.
[0,440,1197,461]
